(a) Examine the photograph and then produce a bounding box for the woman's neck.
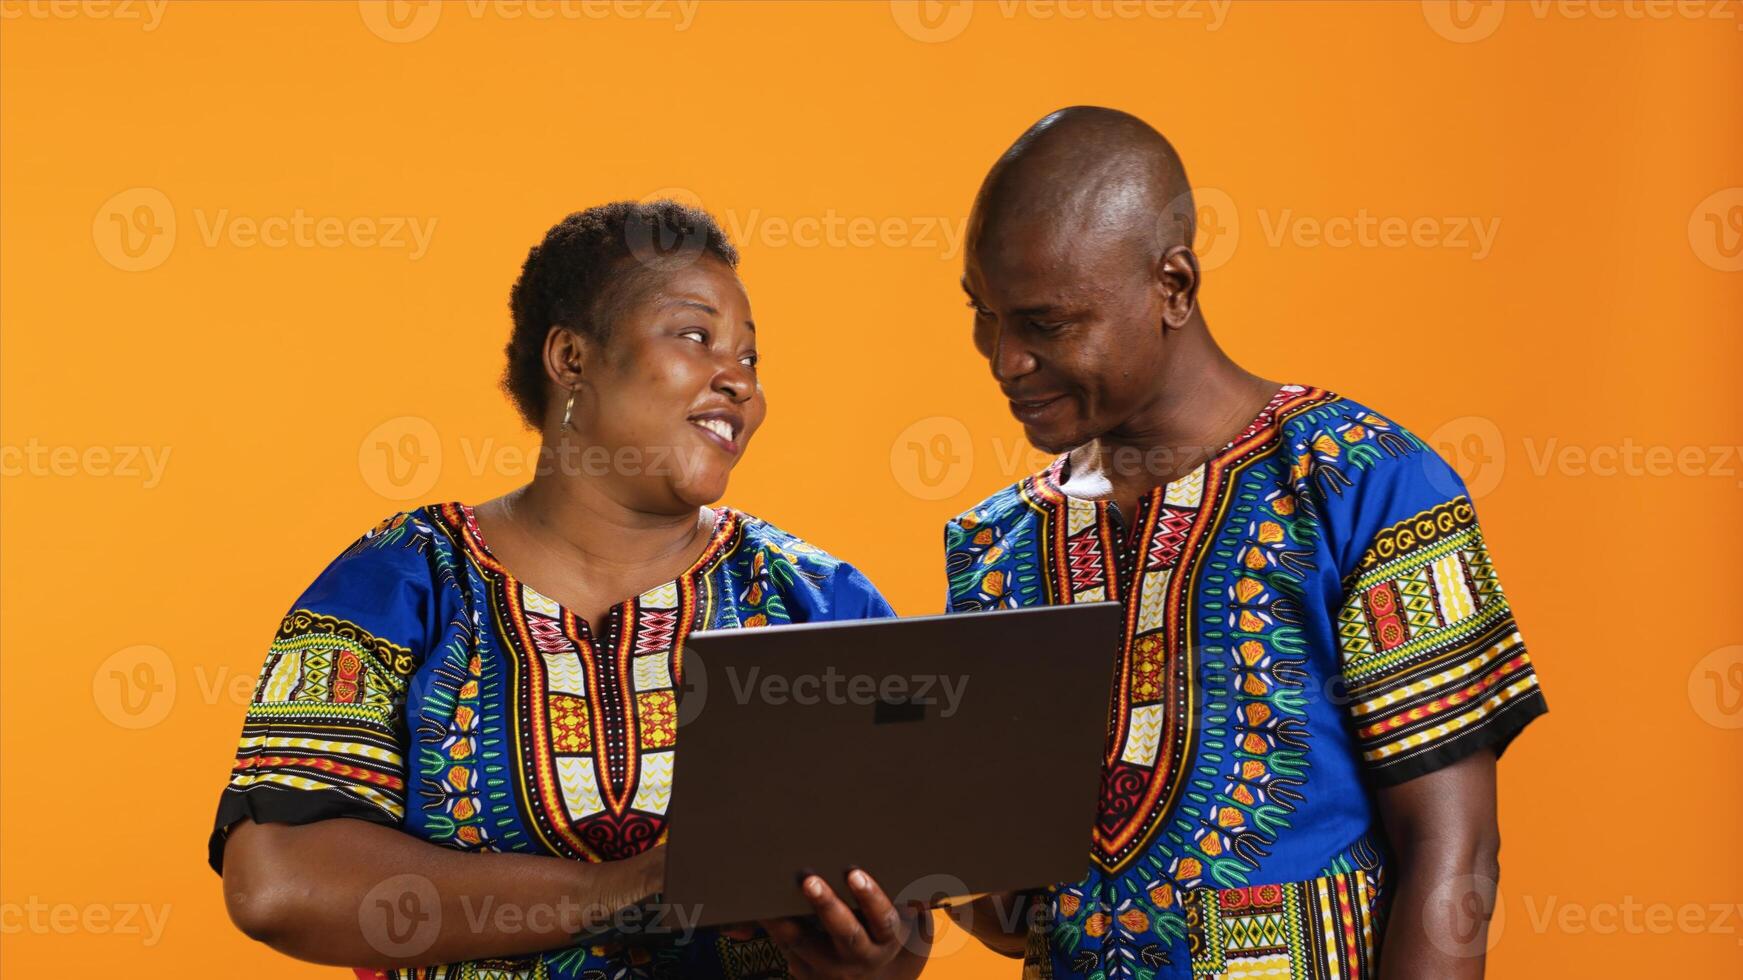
[495,475,709,579]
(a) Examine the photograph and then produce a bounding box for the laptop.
[662,601,1122,927]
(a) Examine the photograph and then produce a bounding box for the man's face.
[963,221,1167,453]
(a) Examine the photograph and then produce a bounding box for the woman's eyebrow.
[662,298,720,316]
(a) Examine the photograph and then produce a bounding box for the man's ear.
[1155,244,1201,330]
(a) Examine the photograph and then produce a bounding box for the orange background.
[3,0,1741,975]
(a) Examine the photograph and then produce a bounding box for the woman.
[211,201,930,979]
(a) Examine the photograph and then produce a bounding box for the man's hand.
[758,869,931,979]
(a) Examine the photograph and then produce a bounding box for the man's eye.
[678,328,708,344]
[740,352,759,368]
[1031,320,1067,332]
[966,302,992,319]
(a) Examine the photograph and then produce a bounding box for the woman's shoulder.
[722,507,859,577]
[718,507,892,620]
[303,504,471,595]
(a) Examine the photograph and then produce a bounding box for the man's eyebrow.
[960,279,1071,317]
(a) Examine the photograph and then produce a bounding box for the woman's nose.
[714,363,753,402]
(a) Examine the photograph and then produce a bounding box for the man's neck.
[1068,326,1279,513]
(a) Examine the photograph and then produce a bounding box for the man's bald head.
[968,106,1196,274]
[960,108,1211,455]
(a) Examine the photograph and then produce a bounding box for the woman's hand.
[758,870,931,979]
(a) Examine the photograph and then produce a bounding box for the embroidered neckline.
[446,502,737,632]
[1035,384,1310,506]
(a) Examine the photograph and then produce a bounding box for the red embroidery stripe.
[1358,654,1531,739]
[232,755,405,790]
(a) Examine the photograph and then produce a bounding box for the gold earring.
[562,390,576,430]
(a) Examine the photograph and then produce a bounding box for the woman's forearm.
[221,817,659,968]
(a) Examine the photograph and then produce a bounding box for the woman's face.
[565,255,765,511]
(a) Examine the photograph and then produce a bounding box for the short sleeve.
[208,512,439,873]
[826,562,897,621]
[1332,455,1547,786]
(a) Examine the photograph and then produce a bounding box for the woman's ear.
[542,325,591,393]
[1155,244,1201,331]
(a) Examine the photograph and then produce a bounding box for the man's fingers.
[844,867,903,945]
[757,917,826,975]
[800,873,879,961]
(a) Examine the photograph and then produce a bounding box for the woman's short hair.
[503,200,739,427]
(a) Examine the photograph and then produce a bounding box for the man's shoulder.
[944,465,1057,536]
[1274,387,1443,492]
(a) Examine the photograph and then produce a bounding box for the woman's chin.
[668,470,734,510]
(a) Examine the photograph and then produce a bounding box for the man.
[942,107,1545,979]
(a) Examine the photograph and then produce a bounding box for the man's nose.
[989,323,1037,383]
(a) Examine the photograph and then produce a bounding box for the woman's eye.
[740,352,759,368]
[678,328,708,344]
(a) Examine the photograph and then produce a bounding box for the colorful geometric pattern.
[1337,499,1542,784]
[945,386,1545,979]
[212,505,894,979]
[1185,870,1378,979]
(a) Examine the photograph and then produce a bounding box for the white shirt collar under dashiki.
[209,502,895,980]
[942,385,1545,980]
